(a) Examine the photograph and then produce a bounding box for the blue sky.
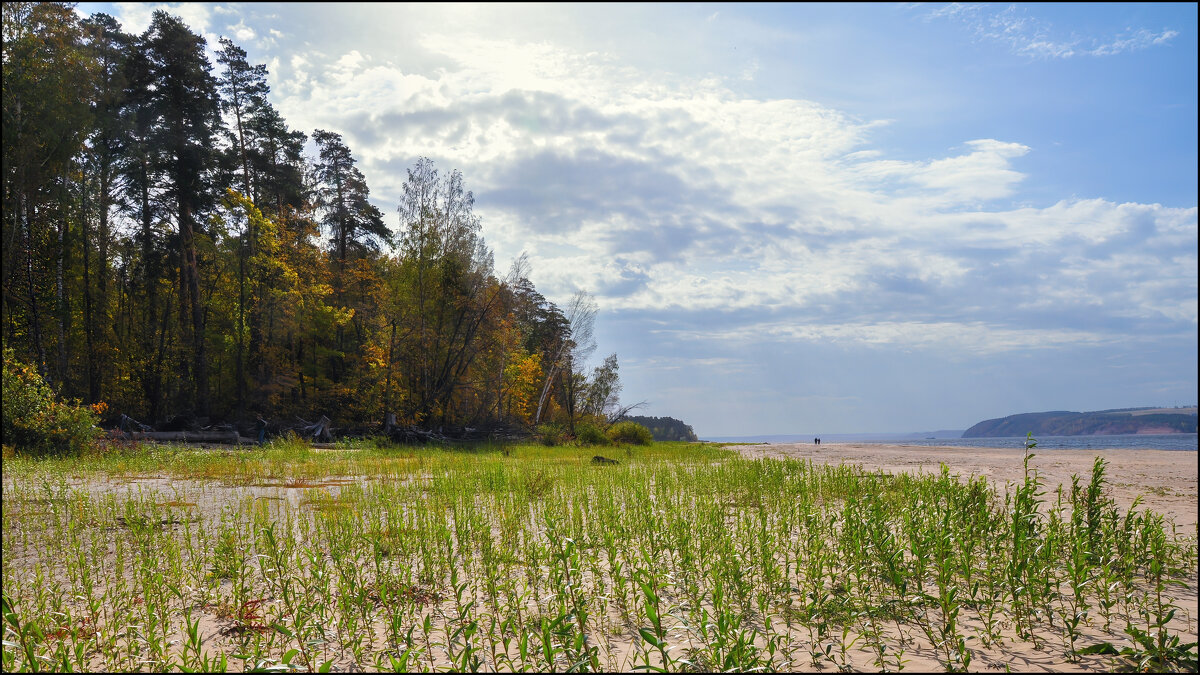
[77,3,1198,436]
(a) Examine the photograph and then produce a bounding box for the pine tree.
[2,2,94,383]
[215,37,268,202]
[79,12,132,402]
[142,10,221,416]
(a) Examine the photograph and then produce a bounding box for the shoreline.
[706,433,1198,450]
[732,442,1200,531]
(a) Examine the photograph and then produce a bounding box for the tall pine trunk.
[82,173,99,402]
[24,198,49,379]
[179,200,208,416]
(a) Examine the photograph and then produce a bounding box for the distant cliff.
[962,407,1198,438]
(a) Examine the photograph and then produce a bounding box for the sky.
[75,2,1198,436]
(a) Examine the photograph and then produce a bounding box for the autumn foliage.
[2,348,101,456]
[1,3,621,437]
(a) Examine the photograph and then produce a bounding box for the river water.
[851,433,1198,451]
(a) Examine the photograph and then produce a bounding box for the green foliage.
[606,420,653,445]
[1,7,619,440]
[536,422,568,446]
[621,415,698,441]
[1,348,100,456]
[574,422,610,446]
[3,441,1195,672]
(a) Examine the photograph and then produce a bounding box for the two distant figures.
[813,437,821,445]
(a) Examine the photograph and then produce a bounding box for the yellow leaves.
[363,343,387,371]
[503,351,543,424]
[333,306,355,327]
[222,188,289,275]
[222,188,261,221]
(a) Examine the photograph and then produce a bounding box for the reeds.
[2,438,1196,671]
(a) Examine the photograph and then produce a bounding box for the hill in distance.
[621,415,698,442]
[963,406,1198,438]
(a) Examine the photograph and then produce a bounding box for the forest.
[2,3,630,438]
[620,416,698,442]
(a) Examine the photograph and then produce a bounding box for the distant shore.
[733,442,1200,530]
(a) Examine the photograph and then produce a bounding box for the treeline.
[619,416,697,442]
[2,3,624,433]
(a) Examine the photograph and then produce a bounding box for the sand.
[725,442,1200,671]
[733,442,1200,531]
[5,444,1197,672]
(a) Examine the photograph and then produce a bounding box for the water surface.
[851,433,1198,451]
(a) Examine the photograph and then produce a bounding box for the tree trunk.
[24,198,48,379]
[179,201,208,416]
[82,173,98,402]
[139,170,159,418]
[96,152,113,399]
[384,319,396,426]
[55,203,68,386]
[236,224,246,415]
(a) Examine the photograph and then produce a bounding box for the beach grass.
[2,437,1197,672]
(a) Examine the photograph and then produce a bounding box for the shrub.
[2,348,101,456]
[536,422,568,446]
[576,422,610,446]
[606,420,653,445]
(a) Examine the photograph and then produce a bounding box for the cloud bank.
[247,25,1195,359]
[84,3,1196,432]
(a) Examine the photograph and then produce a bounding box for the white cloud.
[228,20,255,43]
[661,319,1148,355]
[923,4,1179,59]
[851,139,1029,205]
[256,9,1194,356]
[110,1,213,34]
[1088,28,1180,57]
[740,59,760,82]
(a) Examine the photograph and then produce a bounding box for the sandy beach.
[734,442,1200,531]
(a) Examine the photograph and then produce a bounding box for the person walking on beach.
[255,413,267,446]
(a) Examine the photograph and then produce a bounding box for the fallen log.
[306,415,333,442]
[381,422,531,444]
[129,430,243,443]
[288,415,334,442]
[117,413,152,433]
[384,426,451,444]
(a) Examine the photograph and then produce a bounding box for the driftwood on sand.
[128,430,255,444]
[113,415,254,444]
[108,411,530,447]
[382,419,528,444]
[291,416,334,443]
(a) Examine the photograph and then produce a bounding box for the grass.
[2,437,1197,672]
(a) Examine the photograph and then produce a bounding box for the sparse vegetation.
[3,437,1195,672]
